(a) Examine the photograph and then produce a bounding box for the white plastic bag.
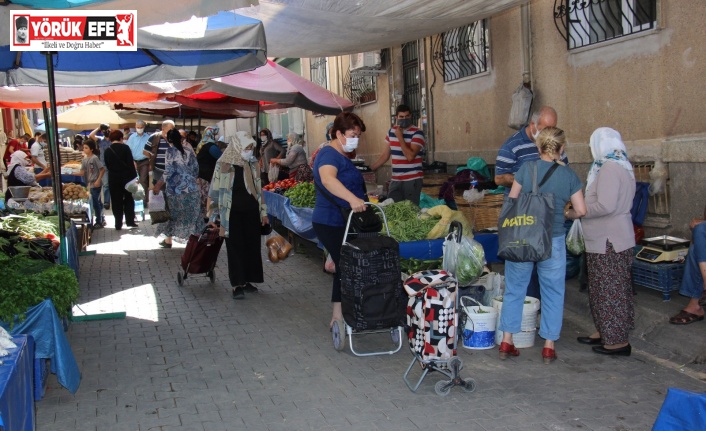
[463,188,485,204]
[648,160,668,196]
[566,219,585,255]
[268,164,280,184]
[148,190,166,212]
[442,232,460,275]
[132,184,145,201]
[456,236,486,286]
[507,84,534,130]
[124,177,139,193]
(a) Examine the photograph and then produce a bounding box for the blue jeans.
[679,222,706,299]
[89,186,103,226]
[499,235,567,341]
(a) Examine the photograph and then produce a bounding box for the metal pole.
[42,51,68,265]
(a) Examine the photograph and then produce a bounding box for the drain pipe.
[520,3,532,86]
[426,36,437,163]
[418,38,431,163]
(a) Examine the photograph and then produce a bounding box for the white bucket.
[492,296,540,348]
[460,297,498,350]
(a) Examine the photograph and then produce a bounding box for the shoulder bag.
[497,161,560,262]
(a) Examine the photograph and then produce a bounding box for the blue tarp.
[652,388,706,430]
[2,299,81,394]
[263,191,317,242]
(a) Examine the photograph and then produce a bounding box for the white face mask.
[241,150,254,160]
[260,137,267,143]
[136,128,144,135]
[340,136,359,153]
[531,124,541,141]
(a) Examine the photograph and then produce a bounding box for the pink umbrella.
[194,60,354,115]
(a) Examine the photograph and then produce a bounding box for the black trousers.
[312,222,347,303]
[108,183,135,229]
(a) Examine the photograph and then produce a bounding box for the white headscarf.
[8,150,29,172]
[586,127,634,191]
[218,131,257,199]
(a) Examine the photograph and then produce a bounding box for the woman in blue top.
[312,111,367,328]
[153,129,204,248]
[498,127,586,364]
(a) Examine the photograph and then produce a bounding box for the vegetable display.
[62,183,89,200]
[401,257,443,274]
[284,182,316,208]
[378,201,439,242]
[263,178,299,194]
[0,213,63,238]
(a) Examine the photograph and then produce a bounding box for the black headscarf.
[167,128,184,155]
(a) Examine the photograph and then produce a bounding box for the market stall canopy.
[55,102,144,129]
[115,100,257,120]
[193,60,354,115]
[5,1,258,28]
[0,9,267,86]
[236,0,528,57]
[0,81,204,109]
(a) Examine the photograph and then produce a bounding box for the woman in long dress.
[208,131,269,299]
[153,129,204,248]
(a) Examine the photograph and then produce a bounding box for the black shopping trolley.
[177,225,224,286]
[331,202,406,356]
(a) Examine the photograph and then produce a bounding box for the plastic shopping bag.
[566,219,585,255]
[265,231,292,262]
[268,164,280,184]
[455,236,486,286]
[148,190,166,212]
[132,184,145,201]
[124,177,139,193]
[442,231,460,276]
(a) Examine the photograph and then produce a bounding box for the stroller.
[331,202,406,357]
[177,225,224,286]
[402,224,477,396]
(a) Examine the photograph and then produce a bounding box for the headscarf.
[324,121,334,142]
[586,127,634,191]
[196,126,219,154]
[218,131,257,199]
[286,132,304,155]
[8,150,30,172]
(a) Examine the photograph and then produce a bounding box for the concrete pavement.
[35,214,706,431]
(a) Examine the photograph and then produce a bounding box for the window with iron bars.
[632,162,670,216]
[309,57,328,90]
[554,0,657,50]
[432,20,489,82]
[344,71,377,105]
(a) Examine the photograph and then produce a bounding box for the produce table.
[263,190,317,242]
[398,233,500,264]
[60,174,85,186]
[0,335,35,431]
[1,299,81,395]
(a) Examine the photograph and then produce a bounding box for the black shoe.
[232,286,245,299]
[126,224,138,228]
[115,227,122,231]
[243,283,258,293]
[159,240,172,249]
[592,344,631,356]
[92,223,104,230]
[104,204,110,210]
[577,336,602,345]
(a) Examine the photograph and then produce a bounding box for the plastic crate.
[34,358,50,400]
[632,258,684,300]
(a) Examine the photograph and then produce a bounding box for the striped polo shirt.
[386,126,426,181]
[495,127,568,177]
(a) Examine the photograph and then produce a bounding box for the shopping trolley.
[331,202,406,356]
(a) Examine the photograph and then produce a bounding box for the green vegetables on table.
[285,182,316,208]
[378,201,439,242]
[0,213,64,238]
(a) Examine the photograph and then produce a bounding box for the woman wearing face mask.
[312,111,367,328]
[195,133,225,221]
[258,128,285,185]
[208,131,269,299]
[152,129,204,248]
[4,151,51,200]
[271,132,309,180]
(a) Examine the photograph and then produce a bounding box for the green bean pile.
[379,201,439,242]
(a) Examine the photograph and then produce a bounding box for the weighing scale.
[635,235,690,262]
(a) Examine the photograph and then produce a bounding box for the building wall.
[305,0,706,237]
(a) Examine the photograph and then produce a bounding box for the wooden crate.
[456,193,504,231]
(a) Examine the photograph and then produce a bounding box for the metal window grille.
[309,57,328,90]
[553,0,657,50]
[632,162,670,215]
[402,41,421,124]
[343,70,377,105]
[432,20,489,82]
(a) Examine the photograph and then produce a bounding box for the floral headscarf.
[218,131,257,199]
[586,127,634,191]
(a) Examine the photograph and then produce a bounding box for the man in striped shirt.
[371,104,425,205]
[494,106,563,188]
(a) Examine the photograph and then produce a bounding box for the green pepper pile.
[284,182,316,208]
[401,257,443,274]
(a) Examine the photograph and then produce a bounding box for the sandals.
[159,240,172,249]
[699,294,706,308]
[669,309,705,325]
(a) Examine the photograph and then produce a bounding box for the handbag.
[315,182,382,233]
[497,161,560,262]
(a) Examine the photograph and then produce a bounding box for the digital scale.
[635,235,690,263]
